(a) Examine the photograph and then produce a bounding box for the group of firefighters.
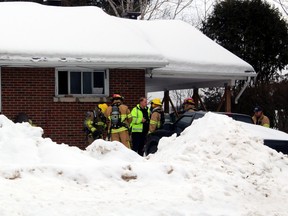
[84,93,270,156]
[83,94,197,156]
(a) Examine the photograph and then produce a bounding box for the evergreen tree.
[201,0,288,83]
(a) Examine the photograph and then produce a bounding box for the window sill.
[53,96,109,103]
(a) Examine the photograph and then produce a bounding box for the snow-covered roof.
[0,2,167,68]
[0,2,256,90]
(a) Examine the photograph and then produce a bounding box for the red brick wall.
[109,69,146,108]
[1,67,145,149]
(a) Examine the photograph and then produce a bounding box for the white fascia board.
[150,69,257,80]
[0,58,168,69]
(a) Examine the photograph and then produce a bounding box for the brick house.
[0,2,256,149]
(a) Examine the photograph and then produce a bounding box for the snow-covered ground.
[1,112,288,216]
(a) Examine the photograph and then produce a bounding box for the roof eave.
[0,58,168,69]
[150,69,257,80]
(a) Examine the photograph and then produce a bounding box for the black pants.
[132,132,147,156]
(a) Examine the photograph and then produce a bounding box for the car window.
[174,116,193,134]
[194,113,205,120]
[218,112,254,124]
[231,115,253,124]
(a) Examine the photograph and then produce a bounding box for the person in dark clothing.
[130,97,150,156]
[14,112,35,126]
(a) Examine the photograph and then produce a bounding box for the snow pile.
[149,112,288,213]
[0,113,288,215]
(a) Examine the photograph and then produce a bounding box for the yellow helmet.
[98,103,108,113]
[151,98,162,106]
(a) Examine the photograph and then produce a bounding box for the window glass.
[194,113,205,120]
[93,72,104,94]
[57,70,106,95]
[70,72,81,94]
[83,72,92,94]
[175,116,193,131]
[58,71,68,95]
[230,115,254,124]
[94,72,104,88]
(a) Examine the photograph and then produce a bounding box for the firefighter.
[84,103,108,145]
[130,97,150,156]
[14,112,36,126]
[183,97,197,112]
[252,106,270,128]
[149,98,164,133]
[105,94,132,148]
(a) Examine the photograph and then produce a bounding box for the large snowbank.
[0,113,288,215]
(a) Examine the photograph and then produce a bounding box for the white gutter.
[235,76,251,104]
[0,56,168,69]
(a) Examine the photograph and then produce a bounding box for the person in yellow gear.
[149,98,164,133]
[98,103,108,114]
[183,97,197,112]
[252,106,270,128]
[84,103,107,145]
[105,94,132,148]
[130,97,150,156]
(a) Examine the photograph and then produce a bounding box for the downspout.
[234,76,251,104]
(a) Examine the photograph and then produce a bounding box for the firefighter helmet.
[112,94,124,101]
[151,98,162,106]
[98,103,108,113]
[183,97,195,105]
[254,105,263,112]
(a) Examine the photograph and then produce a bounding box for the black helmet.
[254,106,263,112]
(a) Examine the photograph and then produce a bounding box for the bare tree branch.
[273,0,288,16]
[106,0,121,17]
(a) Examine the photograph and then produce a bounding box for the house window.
[56,69,108,96]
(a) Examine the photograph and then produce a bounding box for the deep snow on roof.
[0,2,166,68]
[0,2,255,77]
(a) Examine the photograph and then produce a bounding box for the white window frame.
[55,67,109,97]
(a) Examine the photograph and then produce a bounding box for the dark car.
[144,111,288,155]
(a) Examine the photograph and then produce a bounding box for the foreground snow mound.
[154,112,270,162]
[0,115,172,185]
[0,115,93,166]
[0,115,147,183]
[1,114,288,215]
[86,139,143,163]
[149,112,288,200]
